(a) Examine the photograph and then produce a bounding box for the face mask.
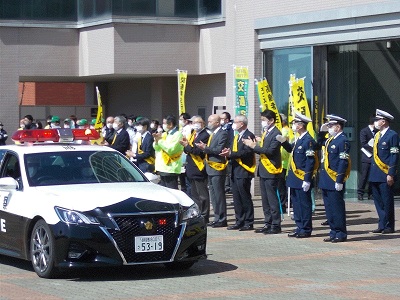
[106,123,113,129]
[112,123,119,131]
[136,125,144,133]
[150,123,155,129]
[374,121,382,130]
[179,120,185,127]
[291,124,298,132]
[207,122,216,131]
[128,121,133,127]
[20,124,25,129]
[162,124,169,132]
[220,120,225,125]
[328,127,336,136]
[157,128,163,133]
[261,121,268,128]
[64,125,70,129]
[0,126,3,129]
[50,123,56,128]
[192,124,201,132]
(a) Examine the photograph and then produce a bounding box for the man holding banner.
[243,109,282,234]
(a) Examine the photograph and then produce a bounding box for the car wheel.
[164,261,195,270]
[30,219,58,278]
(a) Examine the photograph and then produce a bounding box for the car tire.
[164,261,195,270]
[30,219,58,278]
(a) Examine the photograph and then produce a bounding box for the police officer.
[317,114,351,243]
[369,109,399,234]
[277,111,317,238]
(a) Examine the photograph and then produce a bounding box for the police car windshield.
[24,151,147,186]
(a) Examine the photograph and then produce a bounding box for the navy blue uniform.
[282,132,316,235]
[369,128,399,232]
[357,125,376,198]
[318,132,350,240]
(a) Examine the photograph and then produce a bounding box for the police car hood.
[33,182,194,212]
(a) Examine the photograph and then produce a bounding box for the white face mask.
[127,121,133,127]
[112,123,119,131]
[374,121,382,130]
[162,124,169,132]
[291,124,298,132]
[328,127,336,136]
[136,125,144,133]
[207,122,216,131]
[192,124,201,131]
[261,120,268,128]
[150,123,155,129]
[220,119,225,125]
[106,123,113,129]
[179,120,185,127]
[64,125,70,129]
[157,127,163,133]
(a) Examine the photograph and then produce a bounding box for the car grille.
[108,213,180,264]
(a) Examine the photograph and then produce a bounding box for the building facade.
[1,0,399,194]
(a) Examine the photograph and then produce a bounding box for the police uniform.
[281,112,316,238]
[369,109,399,233]
[318,115,351,243]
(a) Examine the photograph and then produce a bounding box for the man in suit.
[317,114,351,243]
[221,114,256,231]
[153,115,184,189]
[180,116,210,222]
[196,114,229,228]
[369,109,399,234]
[357,116,377,200]
[104,115,130,155]
[126,117,155,173]
[278,111,317,238]
[102,116,115,144]
[243,109,282,234]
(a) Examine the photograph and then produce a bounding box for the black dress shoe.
[239,225,254,231]
[382,229,395,234]
[255,226,270,233]
[264,228,281,234]
[321,220,329,226]
[372,228,384,233]
[227,224,242,230]
[212,221,227,228]
[288,232,298,237]
[207,221,216,227]
[296,233,311,238]
[323,237,334,242]
[331,237,347,243]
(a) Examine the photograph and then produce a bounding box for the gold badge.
[144,221,153,231]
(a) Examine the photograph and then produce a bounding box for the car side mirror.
[0,177,19,190]
[144,172,160,184]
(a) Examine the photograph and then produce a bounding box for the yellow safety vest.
[188,131,205,171]
[259,131,282,174]
[137,134,155,165]
[205,133,228,171]
[323,136,351,182]
[232,134,256,173]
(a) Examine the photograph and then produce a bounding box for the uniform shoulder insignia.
[306,149,315,157]
[390,147,399,154]
[339,152,350,160]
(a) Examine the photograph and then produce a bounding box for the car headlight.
[55,207,100,225]
[182,203,200,221]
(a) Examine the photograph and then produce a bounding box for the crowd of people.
[3,108,399,242]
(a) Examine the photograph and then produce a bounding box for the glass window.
[264,47,312,116]
[0,0,23,19]
[113,0,156,16]
[175,0,198,17]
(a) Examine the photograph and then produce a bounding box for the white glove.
[320,123,329,132]
[335,183,343,191]
[302,181,311,192]
[367,138,374,147]
[276,135,287,143]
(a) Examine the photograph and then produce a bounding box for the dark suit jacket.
[104,127,115,144]
[229,129,256,178]
[184,128,210,179]
[253,126,282,178]
[369,128,399,182]
[135,131,155,173]
[204,127,229,176]
[109,128,130,154]
[360,125,376,163]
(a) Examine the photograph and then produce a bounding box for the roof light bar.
[12,129,100,143]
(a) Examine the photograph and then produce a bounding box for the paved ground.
[1,195,400,300]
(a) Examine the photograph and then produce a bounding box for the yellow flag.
[262,79,282,131]
[92,86,104,145]
[287,74,296,142]
[177,70,187,115]
[256,79,268,112]
[291,78,315,137]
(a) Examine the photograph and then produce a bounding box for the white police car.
[0,129,206,278]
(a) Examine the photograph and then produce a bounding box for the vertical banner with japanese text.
[92,86,104,144]
[177,70,187,115]
[288,74,296,142]
[234,66,249,116]
[291,77,315,137]
[256,78,281,130]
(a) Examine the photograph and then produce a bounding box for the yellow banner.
[256,79,268,112]
[288,74,296,141]
[92,86,104,145]
[262,79,282,131]
[178,70,187,115]
[291,78,315,137]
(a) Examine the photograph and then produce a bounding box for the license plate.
[135,235,164,253]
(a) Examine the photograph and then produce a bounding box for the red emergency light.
[12,129,100,143]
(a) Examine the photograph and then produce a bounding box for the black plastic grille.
[109,213,180,263]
